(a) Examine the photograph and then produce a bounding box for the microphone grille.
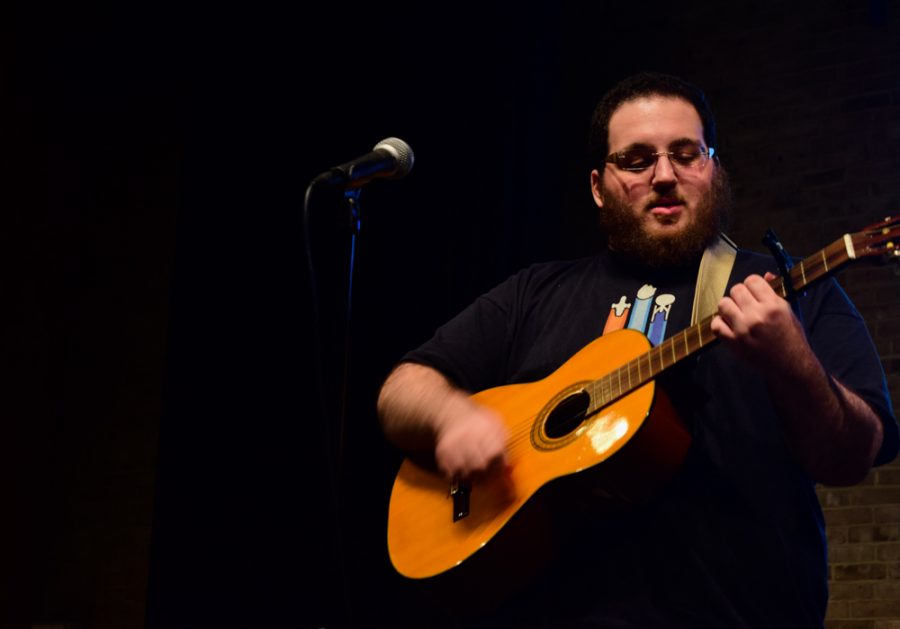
[374,137,415,178]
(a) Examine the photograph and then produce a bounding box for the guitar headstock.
[849,216,900,263]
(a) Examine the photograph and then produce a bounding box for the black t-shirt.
[405,250,698,392]
[400,248,899,629]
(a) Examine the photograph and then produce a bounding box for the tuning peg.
[884,245,900,269]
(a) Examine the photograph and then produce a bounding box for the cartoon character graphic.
[603,284,677,347]
[647,293,675,346]
[602,295,632,334]
[626,284,657,333]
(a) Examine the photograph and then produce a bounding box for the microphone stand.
[331,187,364,623]
[302,180,361,623]
[338,187,362,477]
[763,228,806,325]
[305,138,412,623]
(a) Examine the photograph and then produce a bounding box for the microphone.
[312,137,414,189]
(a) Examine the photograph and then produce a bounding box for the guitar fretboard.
[584,235,855,415]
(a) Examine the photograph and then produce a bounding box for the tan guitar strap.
[690,233,738,325]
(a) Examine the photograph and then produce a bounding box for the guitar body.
[387,329,692,585]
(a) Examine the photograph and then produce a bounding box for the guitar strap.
[690,233,738,325]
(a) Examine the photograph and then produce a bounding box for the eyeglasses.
[605,142,715,174]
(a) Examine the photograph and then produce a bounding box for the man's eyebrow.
[614,142,654,153]
[613,137,703,153]
[668,137,703,148]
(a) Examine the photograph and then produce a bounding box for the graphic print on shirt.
[602,284,676,346]
[602,296,631,335]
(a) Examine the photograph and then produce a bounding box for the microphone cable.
[303,138,413,623]
[303,177,352,619]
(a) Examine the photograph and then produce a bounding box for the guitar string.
[499,324,711,455]
[498,242,850,458]
[500,227,882,454]
[416,237,875,535]
[396,235,874,542]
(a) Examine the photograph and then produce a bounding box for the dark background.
[2,1,898,628]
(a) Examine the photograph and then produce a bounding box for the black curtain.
[146,5,592,628]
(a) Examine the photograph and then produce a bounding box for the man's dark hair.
[588,72,718,169]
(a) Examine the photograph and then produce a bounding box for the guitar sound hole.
[544,390,590,439]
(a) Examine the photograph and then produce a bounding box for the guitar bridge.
[449,479,471,522]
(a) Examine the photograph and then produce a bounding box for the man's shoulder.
[729,246,804,288]
[495,255,602,291]
[732,247,778,272]
[518,254,600,277]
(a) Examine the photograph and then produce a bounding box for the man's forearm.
[376,362,471,453]
[764,344,883,486]
[712,273,884,486]
[377,362,511,480]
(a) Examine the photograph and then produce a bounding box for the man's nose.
[650,153,677,186]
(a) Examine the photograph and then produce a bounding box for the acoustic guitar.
[386,217,899,585]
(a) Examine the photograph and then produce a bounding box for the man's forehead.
[607,95,705,150]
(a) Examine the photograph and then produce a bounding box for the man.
[377,72,899,627]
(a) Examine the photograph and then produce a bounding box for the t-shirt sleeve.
[400,273,523,394]
[803,278,899,466]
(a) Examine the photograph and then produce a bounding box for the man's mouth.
[648,199,685,216]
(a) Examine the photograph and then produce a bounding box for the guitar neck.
[585,235,856,414]
[769,234,858,298]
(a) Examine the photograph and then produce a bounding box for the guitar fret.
[594,231,862,412]
[574,229,875,450]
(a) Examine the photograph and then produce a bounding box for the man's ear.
[590,169,604,209]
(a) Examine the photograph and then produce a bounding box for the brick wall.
[672,2,900,626]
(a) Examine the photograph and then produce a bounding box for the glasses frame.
[605,144,716,173]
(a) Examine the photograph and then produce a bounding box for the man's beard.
[598,166,733,269]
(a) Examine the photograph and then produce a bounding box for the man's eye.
[673,148,702,164]
[621,152,653,169]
